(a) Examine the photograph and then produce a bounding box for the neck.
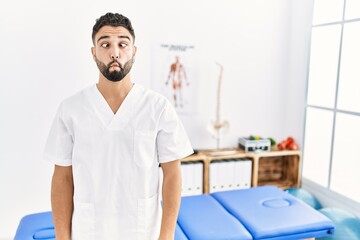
[96,74,133,99]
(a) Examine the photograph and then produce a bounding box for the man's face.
[91,26,136,82]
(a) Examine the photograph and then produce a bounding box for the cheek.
[118,51,133,64]
[95,51,110,64]
[96,50,105,58]
[124,46,135,56]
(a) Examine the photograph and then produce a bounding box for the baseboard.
[302,178,360,218]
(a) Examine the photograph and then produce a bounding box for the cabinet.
[181,148,301,194]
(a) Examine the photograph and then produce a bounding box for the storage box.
[238,137,270,152]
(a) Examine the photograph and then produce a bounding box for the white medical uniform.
[43,83,193,240]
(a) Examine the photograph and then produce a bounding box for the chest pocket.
[134,130,157,168]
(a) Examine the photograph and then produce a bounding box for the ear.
[132,45,137,59]
[91,47,96,61]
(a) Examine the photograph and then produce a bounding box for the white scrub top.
[43,83,193,240]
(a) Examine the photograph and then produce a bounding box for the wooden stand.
[181,148,301,194]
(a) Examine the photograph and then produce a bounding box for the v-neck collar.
[90,82,139,130]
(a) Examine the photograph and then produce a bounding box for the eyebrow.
[97,35,131,43]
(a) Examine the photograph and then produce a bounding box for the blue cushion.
[212,186,335,240]
[285,188,323,210]
[15,188,338,240]
[178,194,252,240]
[317,208,360,240]
[175,222,188,240]
[33,229,55,239]
[14,211,55,240]
[16,211,185,240]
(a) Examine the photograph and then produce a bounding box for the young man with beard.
[44,13,193,240]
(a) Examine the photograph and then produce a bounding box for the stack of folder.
[210,159,252,193]
[181,161,204,196]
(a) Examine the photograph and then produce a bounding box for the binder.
[181,163,189,196]
[210,161,219,193]
[234,159,243,190]
[226,159,235,191]
[233,159,252,189]
[193,162,203,195]
[187,163,194,196]
[219,160,227,191]
[243,159,252,189]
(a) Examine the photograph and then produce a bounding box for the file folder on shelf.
[181,161,204,196]
[210,159,252,193]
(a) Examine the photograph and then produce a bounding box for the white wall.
[0,0,313,238]
[284,0,314,148]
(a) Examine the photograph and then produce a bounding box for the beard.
[95,57,134,82]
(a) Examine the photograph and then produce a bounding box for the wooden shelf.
[182,148,301,194]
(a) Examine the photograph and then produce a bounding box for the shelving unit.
[181,148,301,194]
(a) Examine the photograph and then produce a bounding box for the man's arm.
[159,160,182,240]
[51,165,74,240]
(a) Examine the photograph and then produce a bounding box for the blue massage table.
[14,186,335,239]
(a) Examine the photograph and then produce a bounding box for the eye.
[119,43,128,48]
[101,43,109,48]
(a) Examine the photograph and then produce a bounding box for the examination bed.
[14,186,335,239]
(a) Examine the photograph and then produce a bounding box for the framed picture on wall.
[151,43,198,115]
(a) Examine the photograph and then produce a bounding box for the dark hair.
[92,13,135,44]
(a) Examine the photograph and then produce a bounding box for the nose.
[111,47,120,60]
[111,54,119,59]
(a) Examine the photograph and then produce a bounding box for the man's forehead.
[95,25,133,41]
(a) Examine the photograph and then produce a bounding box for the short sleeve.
[157,101,193,164]
[43,103,73,166]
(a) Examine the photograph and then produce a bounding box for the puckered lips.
[109,62,120,70]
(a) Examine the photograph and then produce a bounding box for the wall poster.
[151,43,198,115]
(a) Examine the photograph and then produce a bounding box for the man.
[44,13,193,240]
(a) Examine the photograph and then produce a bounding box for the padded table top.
[211,186,335,240]
[14,186,335,240]
[175,223,188,240]
[178,194,252,240]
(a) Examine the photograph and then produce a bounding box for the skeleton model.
[208,62,229,149]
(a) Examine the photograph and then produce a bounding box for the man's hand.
[51,165,74,240]
[159,160,182,240]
